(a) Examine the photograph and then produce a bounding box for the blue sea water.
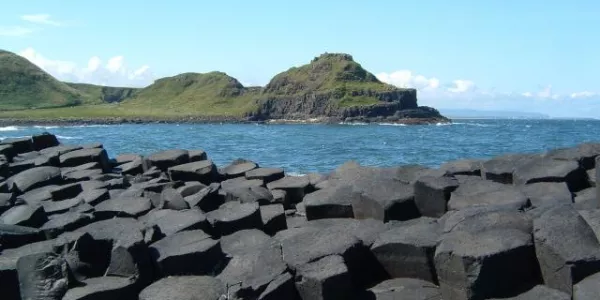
[1,119,599,174]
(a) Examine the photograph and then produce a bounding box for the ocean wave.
[56,135,82,140]
[338,122,369,126]
[378,123,406,126]
[435,122,452,126]
[451,122,490,127]
[0,126,20,131]
[33,125,59,129]
[287,172,307,177]
[71,124,110,128]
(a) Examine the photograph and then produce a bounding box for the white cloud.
[570,91,598,98]
[0,26,34,37]
[447,80,475,93]
[376,68,600,118]
[21,14,63,26]
[18,48,154,87]
[375,70,440,91]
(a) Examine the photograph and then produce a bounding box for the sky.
[1,0,600,118]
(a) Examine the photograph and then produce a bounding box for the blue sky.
[1,0,600,117]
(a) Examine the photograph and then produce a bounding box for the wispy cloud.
[0,26,35,37]
[18,48,155,87]
[376,69,600,118]
[21,14,64,26]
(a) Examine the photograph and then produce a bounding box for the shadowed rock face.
[3,133,600,300]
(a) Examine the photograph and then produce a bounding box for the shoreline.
[0,116,451,127]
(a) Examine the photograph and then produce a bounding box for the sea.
[1,119,599,175]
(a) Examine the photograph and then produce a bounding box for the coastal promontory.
[0,50,447,124]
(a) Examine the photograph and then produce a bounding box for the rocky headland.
[0,50,448,125]
[2,132,600,299]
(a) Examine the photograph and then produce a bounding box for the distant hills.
[0,50,446,122]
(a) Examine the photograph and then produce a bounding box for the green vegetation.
[0,50,417,119]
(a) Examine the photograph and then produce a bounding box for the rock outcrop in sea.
[1,132,600,299]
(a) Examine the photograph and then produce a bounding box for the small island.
[0,50,448,125]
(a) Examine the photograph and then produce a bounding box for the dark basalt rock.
[94,196,152,219]
[139,276,225,300]
[435,228,540,300]
[0,204,48,227]
[31,132,59,151]
[40,211,94,238]
[414,175,459,217]
[10,166,62,193]
[62,276,137,300]
[260,204,287,235]
[141,208,209,237]
[366,278,442,300]
[160,187,189,210]
[177,181,207,197]
[119,157,147,176]
[267,176,310,205]
[0,223,44,249]
[184,182,222,212]
[520,182,573,207]
[246,167,285,184]
[544,143,600,170]
[224,185,273,205]
[147,149,189,171]
[217,239,287,299]
[149,229,225,277]
[371,217,440,283]
[487,285,570,300]
[50,182,83,201]
[168,160,216,184]
[294,255,353,300]
[513,157,589,192]
[574,272,600,300]
[1,137,33,155]
[222,160,259,179]
[533,205,600,295]
[188,149,208,162]
[220,229,272,257]
[481,153,538,184]
[59,148,111,172]
[448,180,530,211]
[439,159,482,176]
[206,202,263,236]
[304,185,356,220]
[258,272,300,300]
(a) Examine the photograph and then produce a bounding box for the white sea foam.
[435,122,451,126]
[378,123,406,126]
[0,126,19,131]
[338,122,368,126]
[56,135,82,140]
[286,172,307,177]
[33,125,59,129]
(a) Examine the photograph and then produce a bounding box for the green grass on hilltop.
[121,72,261,116]
[0,50,84,110]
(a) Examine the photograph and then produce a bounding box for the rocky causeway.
[1,132,600,299]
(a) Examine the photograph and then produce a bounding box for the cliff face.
[254,89,418,119]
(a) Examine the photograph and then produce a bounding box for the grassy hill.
[0,50,441,121]
[0,50,85,110]
[264,53,400,108]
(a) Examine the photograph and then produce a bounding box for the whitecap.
[286,172,307,177]
[378,123,406,126]
[56,135,82,140]
[0,126,20,131]
[33,125,59,129]
[435,122,452,126]
[338,122,368,126]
